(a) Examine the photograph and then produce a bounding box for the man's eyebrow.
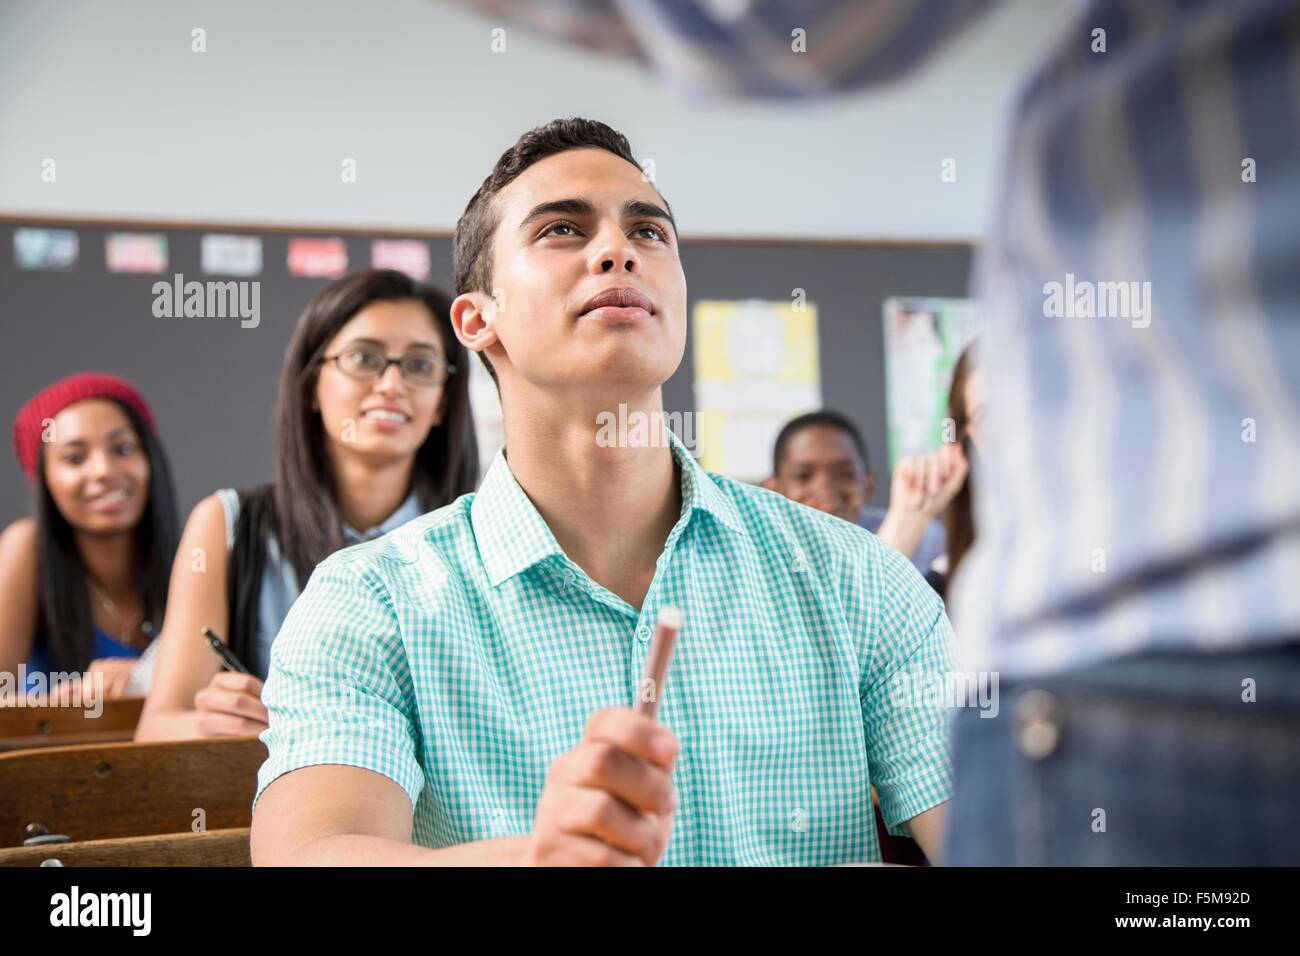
[624,199,676,233]
[516,197,677,235]
[517,198,596,232]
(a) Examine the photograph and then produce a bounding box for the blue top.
[216,488,423,679]
[25,627,140,692]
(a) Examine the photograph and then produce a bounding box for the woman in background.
[876,340,984,594]
[940,342,983,583]
[136,269,478,740]
[0,373,179,697]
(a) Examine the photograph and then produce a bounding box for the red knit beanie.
[12,372,158,482]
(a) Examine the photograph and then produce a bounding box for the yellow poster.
[692,299,821,481]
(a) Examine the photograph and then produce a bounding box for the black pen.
[201,626,250,674]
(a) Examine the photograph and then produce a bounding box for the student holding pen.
[249,119,954,866]
[135,269,478,741]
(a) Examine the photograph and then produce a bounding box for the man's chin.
[584,342,682,383]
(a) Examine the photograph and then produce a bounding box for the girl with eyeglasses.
[136,269,478,740]
[1,373,179,698]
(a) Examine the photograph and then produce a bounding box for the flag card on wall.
[13,227,79,271]
[287,237,348,278]
[105,232,168,273]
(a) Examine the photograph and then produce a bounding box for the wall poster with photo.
[882,296,982,468]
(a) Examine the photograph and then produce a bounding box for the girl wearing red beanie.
[1,372,180,695]
[136,270,478,741]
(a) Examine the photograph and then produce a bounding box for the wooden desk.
[0,697,145,751]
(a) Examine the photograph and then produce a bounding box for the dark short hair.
[451,117,663,384]
[772,410,871,475]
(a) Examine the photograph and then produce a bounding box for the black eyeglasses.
[321,346,455,387]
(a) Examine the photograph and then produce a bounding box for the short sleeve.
[253,554,426,813]
[855,543,955,836]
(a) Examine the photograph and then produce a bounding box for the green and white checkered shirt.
[256,431,953,865]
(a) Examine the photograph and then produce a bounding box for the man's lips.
[578,286,655,317]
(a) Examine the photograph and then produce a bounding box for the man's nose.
[809,473,840,500]
[588,224,640,275]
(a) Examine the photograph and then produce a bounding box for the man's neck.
[500,386,681,611]
[326,448,414,534]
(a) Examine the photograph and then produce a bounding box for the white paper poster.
[692,298,821,482]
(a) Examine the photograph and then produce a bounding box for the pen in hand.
[635,606,681,720]
[201,626,250,675]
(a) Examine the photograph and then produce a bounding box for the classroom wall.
[0,219,971,525]
[0,0,1075,241]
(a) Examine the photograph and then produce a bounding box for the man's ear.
[864,472,877,501]
[450,290,500,357]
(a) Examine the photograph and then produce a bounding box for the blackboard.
[1,215,972,524]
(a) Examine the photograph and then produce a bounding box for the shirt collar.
[471,427,743,589]
[672,428,744,537]
[342,490,422,544]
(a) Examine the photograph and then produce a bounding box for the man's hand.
[192,671,268,737]
[524,707,679,866]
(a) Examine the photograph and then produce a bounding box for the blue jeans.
[945,643,1300,865]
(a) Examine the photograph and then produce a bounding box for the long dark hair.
[944,342,981,582]
[34,401,179,673]
[227,270,478,671]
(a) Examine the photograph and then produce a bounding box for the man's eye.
[635,224,666,242]
[540,222,578,238]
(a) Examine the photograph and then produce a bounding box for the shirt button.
[1014,690,1062,759]
[635,624,652,643]
[791,547,809,573]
